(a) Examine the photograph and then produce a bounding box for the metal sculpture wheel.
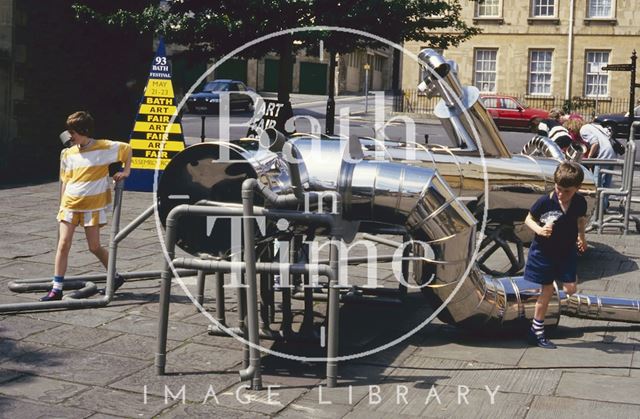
[477,222,525,276]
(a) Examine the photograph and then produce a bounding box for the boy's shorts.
[57,208,107,227]
[523,247,577,285]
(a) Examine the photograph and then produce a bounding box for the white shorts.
[57,208,107,227]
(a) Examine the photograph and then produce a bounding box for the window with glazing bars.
[589,0,612,17]
[528,50,553,95]
[532,0,555,16]
[476,0,500,17]
[585,51,609,97]
[474,49,497,93]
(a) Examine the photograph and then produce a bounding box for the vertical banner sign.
[246,99,294,138]
[125,39,185,192]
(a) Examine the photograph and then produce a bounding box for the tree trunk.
[325,50,337,135]
[277,36,293,104]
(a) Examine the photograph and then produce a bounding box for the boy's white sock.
[52,275,64,291]
[531,318,545,337]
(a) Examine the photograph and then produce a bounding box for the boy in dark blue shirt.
[524,161,588,348]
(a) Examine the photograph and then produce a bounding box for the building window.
[474,49,497,93]
[585,51,609,97]
[588,0,613,18]
[476,0,501,17]
[532,0,555,17]
[348,53,360,68]
[528,50,553,95]
[374,55,384,72]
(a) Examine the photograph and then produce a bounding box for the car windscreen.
[202,82,229,92]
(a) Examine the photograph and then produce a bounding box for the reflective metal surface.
[157,141,286,256]
[521,135,565,161]
[156,50,637,329]
[356,138,596,240]
[522,134,587,163]
[158,135,640,327]
[418,48,510,158]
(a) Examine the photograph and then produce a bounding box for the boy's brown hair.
[563,117,586,135]
[66,111,94,136]
[549,107,564,120]
[554,161,584,188]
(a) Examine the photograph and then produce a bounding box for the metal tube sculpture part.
[157,135,640,329]
[156,49,638,330]
[361,49,597,243]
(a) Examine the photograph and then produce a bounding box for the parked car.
[594,104,640,139]
[186,79,254,114]
[480,95,549,131]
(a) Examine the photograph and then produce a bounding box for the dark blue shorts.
[523,247,577,285]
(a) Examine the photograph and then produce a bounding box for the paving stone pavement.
[1,180,640,418]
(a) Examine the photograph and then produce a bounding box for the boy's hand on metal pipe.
[113,170,129,182]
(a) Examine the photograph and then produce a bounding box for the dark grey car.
[594,104,640,139]
[186,79,254,114]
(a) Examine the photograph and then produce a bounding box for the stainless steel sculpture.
[156,48,640,336]
[362,49,597,242]
[157,137,640,329]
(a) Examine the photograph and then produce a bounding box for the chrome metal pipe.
[291,137,640,327]
[561,292,640,322]
[356,136,597,242]
[521,135,565,161]
[418,48,510,158]
[156,134,639,343]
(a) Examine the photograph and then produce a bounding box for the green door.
[264,59,280,92]
[299,62,328,95]
[214,59,248,83]
[263,59,293,92]
[171,56,208,94]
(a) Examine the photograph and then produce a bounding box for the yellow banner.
[133,121,182,134]
[130,139,184,151]
[144,79,174,98]
[138,104,178,115]
[131,157,170,170]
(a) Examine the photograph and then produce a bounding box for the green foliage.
[563,97,596,114]
[311,0,480,53]
[71,0,480,58]
[70,0,480,106]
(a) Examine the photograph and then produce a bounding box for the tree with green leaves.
[310,0,479,133]
[72,0,479,132]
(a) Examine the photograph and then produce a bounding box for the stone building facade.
[402,0,639,105]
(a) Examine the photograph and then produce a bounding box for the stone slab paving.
[555,372,640,405]
[1,181,640,418]
[526,396,640,419]
[0,374,89,404]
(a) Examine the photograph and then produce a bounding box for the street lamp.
[364,63,370,114]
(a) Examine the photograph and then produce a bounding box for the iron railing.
[392,90,630,119]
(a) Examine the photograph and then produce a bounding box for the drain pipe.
[565,0,575,101]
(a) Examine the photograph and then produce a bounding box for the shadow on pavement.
[577,241,638,282]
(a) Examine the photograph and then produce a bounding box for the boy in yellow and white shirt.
[41,111,132,301]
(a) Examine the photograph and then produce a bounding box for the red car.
[480,95,549,131]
